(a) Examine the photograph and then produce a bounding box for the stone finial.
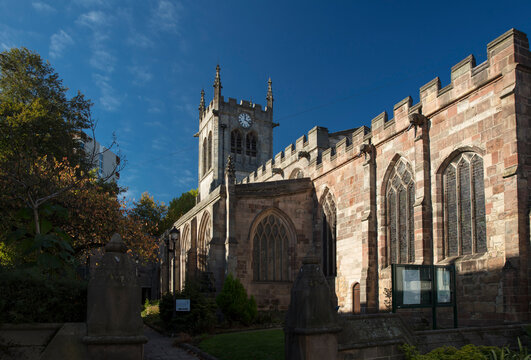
[266,77,274,109]
[105,233,127,253]
[225,155,235,184]
[213,64,222,103]
[198,89,205,116]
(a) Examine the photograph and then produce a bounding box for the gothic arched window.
[386,158,415,265]
[321,190,336,277]
[231,130,242,154]
[202,139,207,176]
[246,132,257,157]
[207,132,212,170]
[443,152,486,257]
[252,211,292,281]
[198,212,211,272]
[180,225,190,290]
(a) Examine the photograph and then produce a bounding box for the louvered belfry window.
[443,153,486,257]
[253,213,290,281]
[246,132,257,157]
[386,159,415,265]
[231,130,242,154]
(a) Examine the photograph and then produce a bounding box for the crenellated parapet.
[239,28,530,184]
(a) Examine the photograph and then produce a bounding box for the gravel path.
[144,326,199,360]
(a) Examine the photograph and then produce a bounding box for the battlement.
[239,28,530,185]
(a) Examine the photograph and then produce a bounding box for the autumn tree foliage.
[0,47,157,271]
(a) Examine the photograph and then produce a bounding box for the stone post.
[83,234,147,360]
[359,143,378,313]
[285,256,342,360]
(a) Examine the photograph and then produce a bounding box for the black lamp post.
[169,227,179,292]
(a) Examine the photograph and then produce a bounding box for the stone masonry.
[161,28,531,327]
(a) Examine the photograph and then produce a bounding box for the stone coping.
[82,335,148,345]
[414,323,530,335]
[0,323,63,330]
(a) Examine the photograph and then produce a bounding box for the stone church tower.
[196,65,276,199]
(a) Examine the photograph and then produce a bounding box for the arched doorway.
[353,283,360,314]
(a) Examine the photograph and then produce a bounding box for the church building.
[160,28,530,326]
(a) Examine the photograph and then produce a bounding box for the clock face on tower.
[238,113,252,128]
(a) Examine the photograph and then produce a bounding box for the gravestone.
[285,256,342,360]
[82,234,147,360]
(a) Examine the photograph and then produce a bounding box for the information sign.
[391,264,457,329]
[436,267,451,304]
[175,299,190,312]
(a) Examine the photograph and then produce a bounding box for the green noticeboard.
[391,264,457,329]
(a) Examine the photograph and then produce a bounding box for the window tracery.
[321,190,336,277]
[252,212,291,281]
[443,152,486,257]
[198,212,211,272]
[386,158,415,264]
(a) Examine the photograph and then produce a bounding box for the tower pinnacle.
[198,89,205,118]
[266,77,273,110]
[213,64,222,104]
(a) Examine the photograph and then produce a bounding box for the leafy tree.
[131,192,168,237]
[159,189,197,231]
[0,47,93,168]
[0,48,157,271]
[0,47,121,236]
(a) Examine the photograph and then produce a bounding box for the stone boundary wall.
[336,314,530,360]
[0,323,62,359]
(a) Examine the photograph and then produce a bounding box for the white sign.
[175,299,190,312]
[403,269,421,305]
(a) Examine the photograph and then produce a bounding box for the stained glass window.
[443,153,487,257]
[386,158,415,264]
[253,213,290,281]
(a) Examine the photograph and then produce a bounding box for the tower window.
[207,132,212,170]
[246,132,257,157]
[202,139,207,176]
[231,130,242,154]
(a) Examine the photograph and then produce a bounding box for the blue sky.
[1,0,530,205]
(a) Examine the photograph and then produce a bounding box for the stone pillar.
[83,234,147,360]
[285,256,341,360]
[409,112,433,264]
[225,155,238,276]
[359,143,378,313]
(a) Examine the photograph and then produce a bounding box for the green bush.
[0,268,86,323]
[216,274,257,326]
[159,280,217,334]
[401,343,508,360]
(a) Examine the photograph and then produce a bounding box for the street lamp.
[168,227,179,293]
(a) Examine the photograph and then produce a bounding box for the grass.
[198,329,284,360]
